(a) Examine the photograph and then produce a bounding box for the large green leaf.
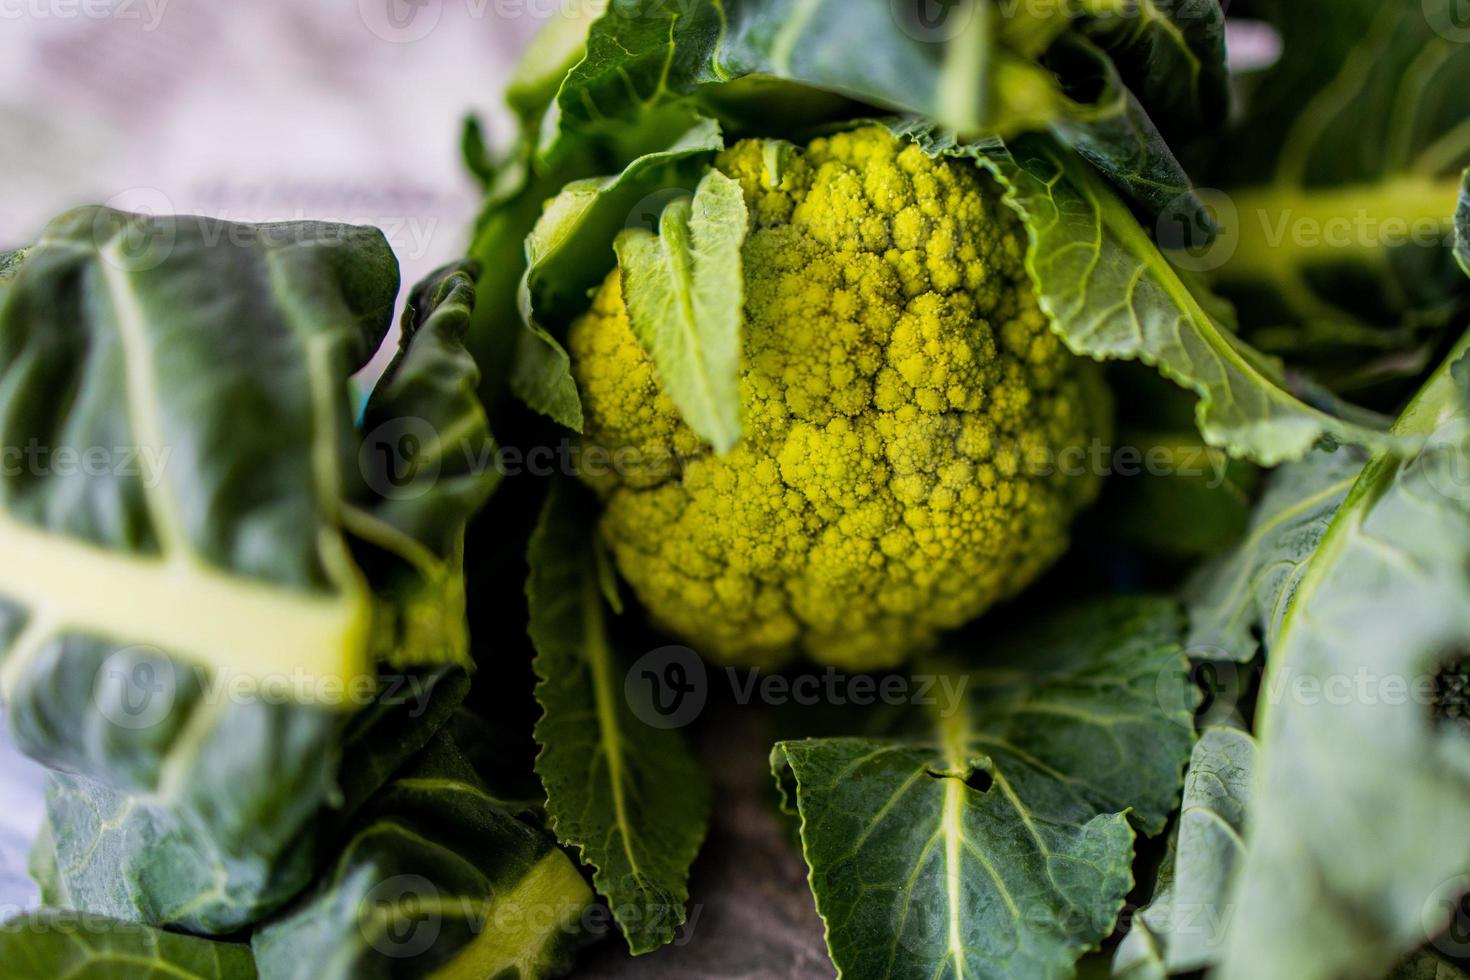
[551,0,987,144]
[251,724,591,980]
[899,127,1405,465]
[0,220,495,932]
[1184,446,1367,662]
[0,207,396,708]
[540,0,1225,225]
[614,168,747,453]
[355,262,499,669]
[1390,951,1470,980]
[504,0,607,139]
[1112,726,1255,979]
[772,597,1196,980]
[33,668,467,934]
[1218,333,1470,980]
[1040,31,1210,229]
[526,479,711,954]
[1203,0,1470,373]
[510,118,725,430]
[1074,0,1227,143]
[0,908,255,980]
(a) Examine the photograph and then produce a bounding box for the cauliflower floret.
[568,127,1111,670]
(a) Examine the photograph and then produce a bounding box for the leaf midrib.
[581,566,644,887]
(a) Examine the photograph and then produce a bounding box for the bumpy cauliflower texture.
[569,127,1110,670]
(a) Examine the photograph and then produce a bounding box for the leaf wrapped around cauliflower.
[569,127,1112,670]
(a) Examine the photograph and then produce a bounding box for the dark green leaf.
[506,3,607,133]
[251,727,591,980]
[1043,33,1213,233]
[0,219,492,931]
[1389,950,1470,980]
[0,908,255,980]
[355,262,500,669]
[772,597,1196,980]
[34,668,468,933]
[1113,726,1255,978]
[0,207,397,705]
[527,479,711,954]
[552,0,977,146]
[1074,0,1227,142]
[537,0,1225,225]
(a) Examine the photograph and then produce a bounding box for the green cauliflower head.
[569,126,1111,670]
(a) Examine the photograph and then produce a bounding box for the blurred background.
[0,0,545,921]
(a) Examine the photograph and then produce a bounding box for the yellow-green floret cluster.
[569,127,1111,670]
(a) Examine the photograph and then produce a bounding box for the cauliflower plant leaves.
[512,117,724,431]
[614,169,747,454]
[526,479,711,954]
[1211,334,1470,980]
[1112,726,1255,979]
[251,722,592,980]
[31,668,468,935]
[771,597,1196,980]
[1184,446,1367,663]
[0,234,495,933]
[538,0,1226,230]
[1391,952,1470,980]
[0,909,255,980]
